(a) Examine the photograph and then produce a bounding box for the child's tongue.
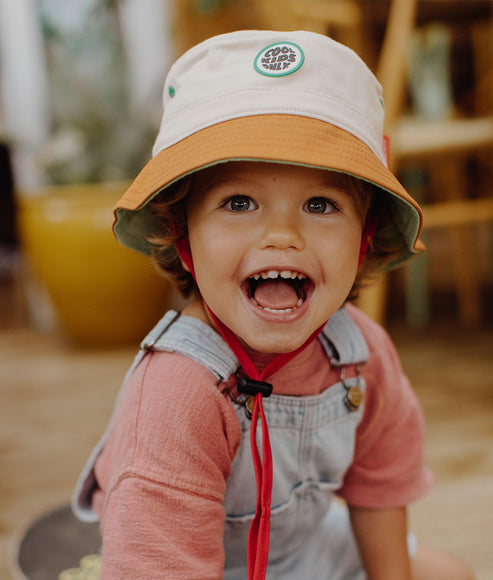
[253,278,299,310]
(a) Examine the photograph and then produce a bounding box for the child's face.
[186,161,364,353]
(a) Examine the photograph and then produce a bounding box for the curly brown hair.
[147,168,405,302]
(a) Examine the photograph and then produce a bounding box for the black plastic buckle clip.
[237,376,273,398]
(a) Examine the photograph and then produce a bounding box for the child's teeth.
[252,270,307,282]
[249,296,305,312]
[254,270,306,279]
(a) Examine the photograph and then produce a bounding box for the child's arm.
[349,505,412,580]
[99,475,228,578]
[92,352,241,578]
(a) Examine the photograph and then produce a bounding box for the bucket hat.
[113,29,424,266]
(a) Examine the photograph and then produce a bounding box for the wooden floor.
[1,313,492,579]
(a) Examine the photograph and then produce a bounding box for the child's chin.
[242,334,308,355]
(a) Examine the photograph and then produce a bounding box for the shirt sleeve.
[92,351,241,579]
[337,305,434,509]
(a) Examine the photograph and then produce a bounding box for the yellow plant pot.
[18,182,175,346]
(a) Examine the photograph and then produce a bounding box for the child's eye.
[223,195,256,212]
[304,197,337,214]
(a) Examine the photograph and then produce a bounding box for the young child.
[73,30,474,580]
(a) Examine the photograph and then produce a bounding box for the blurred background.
[0,1,492,579]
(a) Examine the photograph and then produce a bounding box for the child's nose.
[260,216,305,251]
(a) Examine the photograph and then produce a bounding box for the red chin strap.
[174,217,376,579]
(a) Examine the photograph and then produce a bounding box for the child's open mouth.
[244,270,312,314]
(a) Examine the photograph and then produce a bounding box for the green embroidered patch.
[254,42,304,77]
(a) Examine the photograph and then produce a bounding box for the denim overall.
[73,308,371,579]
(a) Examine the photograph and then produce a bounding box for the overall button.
[344,385,363,411]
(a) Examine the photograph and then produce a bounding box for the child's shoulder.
[344,302,394,344]
[344,302,401,368]
[111,332,240,464]
[116,310,240,423]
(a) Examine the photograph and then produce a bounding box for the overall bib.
[74,308,374,579]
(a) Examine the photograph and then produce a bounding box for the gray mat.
[12,505,101,580]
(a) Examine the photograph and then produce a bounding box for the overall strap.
[319,307,369,367]
[141,310,239,381]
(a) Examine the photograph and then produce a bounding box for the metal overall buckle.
[341,365,364,412]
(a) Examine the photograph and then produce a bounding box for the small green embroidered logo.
[168,86,176,98]
[254,42,304,77]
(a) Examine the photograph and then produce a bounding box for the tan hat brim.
[114,114,424,258]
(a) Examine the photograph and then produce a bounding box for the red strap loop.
[206,307,322,579]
